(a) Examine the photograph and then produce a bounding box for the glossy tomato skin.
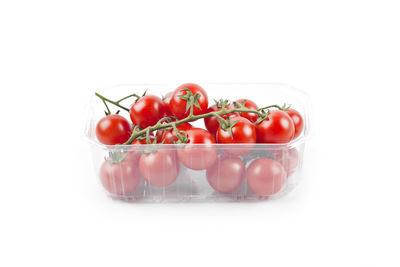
[177,128,218,170]
[216,117,256,156]
[206,156,245,193]
[96,114,132,145]
[139,149,180,187]
[161,122,193,144]
[235,99,259,123]
[129,95,166,128]
[255,110,295,143]
[162,91,173,117]
[286,109,304,139]
[169,83,208,119]
[99,152,141,196]
[204,105,238,137]
[246,158,287,196]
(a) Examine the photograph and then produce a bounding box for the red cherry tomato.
[206,156,245,193]
[162,91,173,117]
[129,95,166,128]
[246,158,287,196]
[139,149,180,187]
[156,130,164,142]
[255,110,295,143]
[96,114,132,145]
[177,128,218,170]
[131,135,155,145]
[169,83,208,119]
[235,99,259,123]
[99,152,141,196]
[269,148,299,176]
[216,117,256,156]
[161,122,193,144]
[204,105,238,137]
[285,109,304,139]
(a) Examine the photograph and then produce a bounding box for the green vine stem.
[95,93,130,112]
[258,104,290,111]
[116,94,140,104]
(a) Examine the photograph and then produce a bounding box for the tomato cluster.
[95,83,304,197]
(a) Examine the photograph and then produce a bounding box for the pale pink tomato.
[99,152,141,196]
[177,128,218,170]
[206,156,245,193]
[246,158,287,196]
[139,149,180,187]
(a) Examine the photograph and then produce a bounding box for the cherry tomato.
[96,114,132,145]
[235,99,259,123]
[204,105,238,137]
[246,158,287,196]
[131,135,155,145]
[156,130,164,142]
[162,91,173,117]
[129,95,166,128]
[161,122,193,144]
[270,148,299,176]
[99,152,141,196]
[206,156,245,193]
[139,149,180,187]
[216,117,256,156]
[285,109,304,139]
[177,128,218,170]
[255,110,295,143]
[169,83,208,119]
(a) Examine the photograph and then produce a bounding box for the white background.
[1,1,399,266]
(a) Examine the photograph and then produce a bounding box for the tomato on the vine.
[139,149,180,187]
[246,158,287,196]
[255,110,295,143]
[96,114,132,145]
[204,104,238,137]
[206,156,245,193]
[161,122,193,144]
[100,152,141,196]
[234,99,259,123]
[169,83,208,119]
[177,128,217,170]
[129,95,166,128]
[216,117,256,156]
[285,109,304,139]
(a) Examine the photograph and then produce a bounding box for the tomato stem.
[95,93,130,112]
[116,94,140,104]
[189,97,194,117]
[146,128,151,144]
[258,104,290,111]
[102,99,111,115]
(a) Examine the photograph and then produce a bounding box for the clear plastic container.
[84,83,311,202]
